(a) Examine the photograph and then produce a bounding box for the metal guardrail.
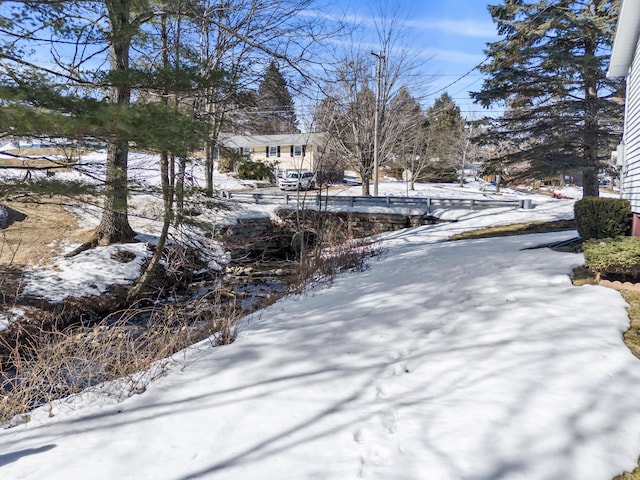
[220,191,533,211]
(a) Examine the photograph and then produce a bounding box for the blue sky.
[320,0,499,117]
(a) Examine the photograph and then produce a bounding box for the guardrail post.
[427,198,431,213]
[386,196,391,206]
[350,196,354,207]
[316,193,320,207]
[253,193,259,204]
[519,199,533,209]
[471,199,475,210]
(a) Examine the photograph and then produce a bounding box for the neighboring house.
[218,133,338,178]
[608,0,640,234]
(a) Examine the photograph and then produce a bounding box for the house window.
[293,145,303,157]
[243,147,251,155]
[267,145,280,157]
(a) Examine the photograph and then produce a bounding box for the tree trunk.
[582,33,600,198]
[459,148,466,187]
[95,140,135,244]
[176,157,186,214]
[361,171,371,196]
[205,139,215,195]
[128,13,175,300]
[128,151,173,300]
[94,0,135,244]
[582,170,599,197]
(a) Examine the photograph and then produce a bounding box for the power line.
[426,57,489,98]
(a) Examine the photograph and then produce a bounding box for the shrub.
[574,197,631,240]
[0,298,242,423]
[236,159,272,180]
[583,236,640,278]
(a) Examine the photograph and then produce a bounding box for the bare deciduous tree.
[315,5,426,196]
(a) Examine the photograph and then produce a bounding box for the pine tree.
[252,61,298,134]
[427,93,465,165]
[471,0,624,196]
[0,1,205,248]
[388,88,426,187]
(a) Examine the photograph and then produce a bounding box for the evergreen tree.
[387,88,434,187]
[427,92,465,166]
[252,61,298,134]
[0,1,205,248]
[471,0,624,196]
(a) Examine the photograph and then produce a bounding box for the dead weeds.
[449,219,576,241]
[612,291,640,479]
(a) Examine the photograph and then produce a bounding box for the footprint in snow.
[380,409,398,434]
[354,427,369,444]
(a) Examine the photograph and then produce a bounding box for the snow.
[0,149,247,192]
[21,242,153,303]
[3,186,640,479]
[0,307,25,332]
[1,152,638,478]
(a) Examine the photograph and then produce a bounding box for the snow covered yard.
[1,147,637,478]
[2,198,640,480]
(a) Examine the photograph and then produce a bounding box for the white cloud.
[407,18,497,38]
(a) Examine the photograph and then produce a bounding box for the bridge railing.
[220,191,533,211]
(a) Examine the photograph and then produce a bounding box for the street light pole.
[372,51,384,197]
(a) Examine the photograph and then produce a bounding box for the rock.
[0,204,7,229]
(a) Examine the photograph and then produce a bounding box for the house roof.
[608,0,640,77]
[219,133,325,149]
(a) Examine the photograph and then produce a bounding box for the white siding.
[623,35,640,213]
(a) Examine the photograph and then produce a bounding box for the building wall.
[623,34,640,216]
[219,141,316,174]
[218,133,344,180]
[250,144,315,173]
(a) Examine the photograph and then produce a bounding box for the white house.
[608,0,640,234]
[218,133,337,177]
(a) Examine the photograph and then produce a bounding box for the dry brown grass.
[0,299,241,423]
[448,219,576,241]
[0,199,93,267]
[612,290,640,479]
[0,147,82,168]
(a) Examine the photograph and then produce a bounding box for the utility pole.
[372,51,385,197]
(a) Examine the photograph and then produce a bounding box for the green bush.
[574,197,631,240]
[236,159,272,180]
[583,236,640,277]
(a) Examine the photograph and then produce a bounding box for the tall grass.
[0,295,241,424]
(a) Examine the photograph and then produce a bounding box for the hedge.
[573,197,631,240]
